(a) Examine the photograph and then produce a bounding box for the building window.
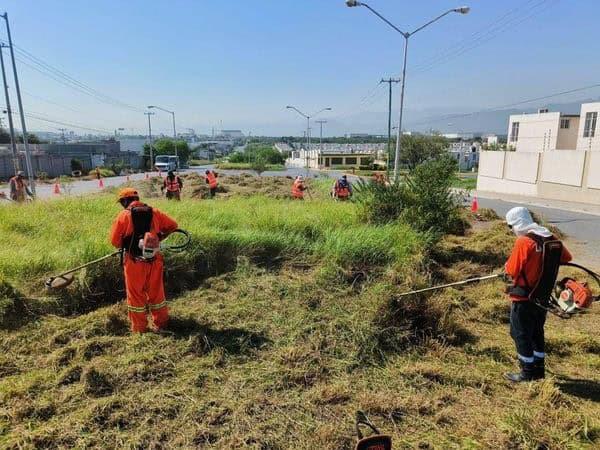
[510,122,519,142]
[584,112,597,138]
[560,118,570,129]
[345,157,357,165]
[331,157,343,165]
[325,158,330,167]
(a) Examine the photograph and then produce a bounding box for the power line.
[1,104,112,133]
[411,0,559,75]
[409,82,600,127]
[4,42,143,113]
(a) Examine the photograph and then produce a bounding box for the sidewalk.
[476,190,600,217]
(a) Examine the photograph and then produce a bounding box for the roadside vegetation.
[0,163,598,448]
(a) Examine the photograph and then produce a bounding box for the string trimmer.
[45,229,191,291]
[395,263,600,318]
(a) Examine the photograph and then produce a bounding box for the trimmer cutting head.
[45,274,75,291]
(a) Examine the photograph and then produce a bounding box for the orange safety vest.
[206,172,218,189]
[291,180,305,199]
[10,176,24,192]
[164,176,181,192]
[335,181,350,198]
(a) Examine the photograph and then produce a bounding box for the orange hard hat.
[117,187,139,201]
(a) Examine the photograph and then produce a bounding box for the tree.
[143,138,192,163]
[0,128,10,144]
[398,135,448,170]
[16,133,42,144]
[251,156,268,177]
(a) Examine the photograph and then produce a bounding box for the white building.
[507,108,580,152]
[448,141,480,170]
[484,134,498,146]
[576,102,600,151]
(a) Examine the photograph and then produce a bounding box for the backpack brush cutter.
[395,263,600,318]
[45,229,191,291]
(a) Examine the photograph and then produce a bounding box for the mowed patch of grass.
[0,179,599,448]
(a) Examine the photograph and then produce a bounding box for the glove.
[500,272,511,283]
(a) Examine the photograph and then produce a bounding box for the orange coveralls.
[110,201,178,332]
[291,180,305,199]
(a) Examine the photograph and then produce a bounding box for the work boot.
[532,357,545,380]
[504,360,537,382]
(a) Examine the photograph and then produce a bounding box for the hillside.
[0,175,599,449]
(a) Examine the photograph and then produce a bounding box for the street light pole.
[0,43,18,173]
[316,120,327,168]
[380,78,400,175]
[346,1,470,181]
[145,111,155,170]
[148,105,177,159]
[286,106,332,171]
[2,12,35,194]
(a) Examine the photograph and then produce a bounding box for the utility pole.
[58,128,67,144]
[145,111,155,170]
[0,43,18,173]
[316,120,327,168]
[381,78,400,174]
[2,12,35,194]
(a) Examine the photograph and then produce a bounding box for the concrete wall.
[477,150,600,205]
[478,150,505,178]
[540,150,585,186]
[504,151,539,183]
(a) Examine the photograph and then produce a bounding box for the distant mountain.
[323,98,600,136]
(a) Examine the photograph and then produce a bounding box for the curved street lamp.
[286,106,332,171]
[346,1,470,180]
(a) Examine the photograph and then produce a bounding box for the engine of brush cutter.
[554,278,594,314]
[139,232,160,260]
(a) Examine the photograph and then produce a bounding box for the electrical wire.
[409,82,600,127]
[2,41,144,113]
[1,104,112,134]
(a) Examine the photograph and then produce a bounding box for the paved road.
[475,196,600,269]
[2,168,597,269]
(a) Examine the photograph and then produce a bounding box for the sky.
[0,0,599,137]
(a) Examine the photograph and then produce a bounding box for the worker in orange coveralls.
[110,188,178,333]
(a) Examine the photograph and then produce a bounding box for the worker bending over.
[9,171,33,202]
[205,170,218,198]
[504,207,572,382]
[162,170,183,200]
[110,188,178,333]
[332,175,352,201]
[291,176,306,200]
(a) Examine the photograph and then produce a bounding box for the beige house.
[507,109,580,152]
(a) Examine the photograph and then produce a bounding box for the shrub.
[353,178,407,225]
[354,155,464,235]
[401,155,464,235]
[70,159,84,173]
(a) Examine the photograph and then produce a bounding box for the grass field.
[0,176,599,449]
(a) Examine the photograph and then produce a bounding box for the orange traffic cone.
[471,195,479,213]
[53,182,61,194]
[98,178,104,189]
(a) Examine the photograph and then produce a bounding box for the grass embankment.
[215,162,285,171]
[0,177,599,448]
[451,173,478,190]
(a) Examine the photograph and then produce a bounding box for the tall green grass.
[0,194,422,286]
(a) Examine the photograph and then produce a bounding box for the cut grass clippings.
[0,175,598,448]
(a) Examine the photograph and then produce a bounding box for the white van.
[154,155,179,172]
